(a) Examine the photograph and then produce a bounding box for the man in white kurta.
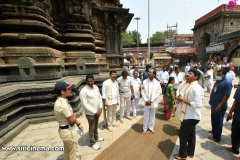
[204,66,213,92]
[117,70,134,123]
[102,71,119,132]
[170,67,183,95]
[132,70,141,117]
[141,69,162,135]
[157,67,169,92]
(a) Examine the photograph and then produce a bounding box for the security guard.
[53,81,83,160]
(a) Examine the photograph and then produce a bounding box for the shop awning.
[173,47,196,56]
[154,56,172,59]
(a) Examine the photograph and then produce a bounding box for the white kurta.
[170,72,183,90]
[204,70,213,90]
[132,77,141,116]
[157,71,169,83]
[102,79,119,105]
[141,78,162,131]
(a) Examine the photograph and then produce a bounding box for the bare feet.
[113,124,119,127]
[133,115,136,118]
[234,157,240,160]
[108,128,113,132]
[120,120,124,123]
[142,130,147,135]
[150,130,156,134]
[127,117,132,121]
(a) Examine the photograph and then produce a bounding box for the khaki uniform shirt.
[54,97,73,127]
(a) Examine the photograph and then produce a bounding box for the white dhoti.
[132,98,139,116]
[120,94,131,120]
[204,80,213,91]
[143,106,156,131]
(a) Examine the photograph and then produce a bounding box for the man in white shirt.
[102,71,119,132]
[129,65,136,77]
[132,70,142,117]
[117,70,134,123]
[170,67,183,95]
[193,66,204,88]
[185,63,191,73]
[79,75,104,150]
[141,68,162,135]
[174,69,204,160]
[204,66,213,93]
[157,66,169,92]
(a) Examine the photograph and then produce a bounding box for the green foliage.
[150,31,165,43]
[149,30,176,43]
[129,30,142,44]
[122,31,135,46]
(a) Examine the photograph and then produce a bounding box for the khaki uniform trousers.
[59,127,80,160]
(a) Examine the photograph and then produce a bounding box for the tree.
[150,31,165,43]
[163,30,176,38]
[122,31,135,46]
[129,30,142,45]
[149,30,177,43]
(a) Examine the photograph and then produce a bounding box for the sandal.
[208,137,219,143]
[224,146,239,154]
[173,154,187,160]
[208,130,213,133]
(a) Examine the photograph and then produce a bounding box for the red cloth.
[231,65,235,72]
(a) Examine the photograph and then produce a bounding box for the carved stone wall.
[0,0,133,146]
[0,0,133,82]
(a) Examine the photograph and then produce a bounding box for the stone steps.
[0,74,108,147]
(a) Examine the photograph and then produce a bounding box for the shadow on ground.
[158,139,176,159]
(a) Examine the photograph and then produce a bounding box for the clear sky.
[120,0,230,43]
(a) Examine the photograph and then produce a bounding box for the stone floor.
[0,106,145,160]
[170,77,240,160]
[0,77,240,160]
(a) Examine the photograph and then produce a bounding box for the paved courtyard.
[0,76,239,160]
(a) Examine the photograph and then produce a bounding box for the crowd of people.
[51,61,240,160]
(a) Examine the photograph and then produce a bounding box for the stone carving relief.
[18,57,36,78]
[33,0,52,14]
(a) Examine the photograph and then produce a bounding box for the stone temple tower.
[0,0,133,146]
[0,0,133,83]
